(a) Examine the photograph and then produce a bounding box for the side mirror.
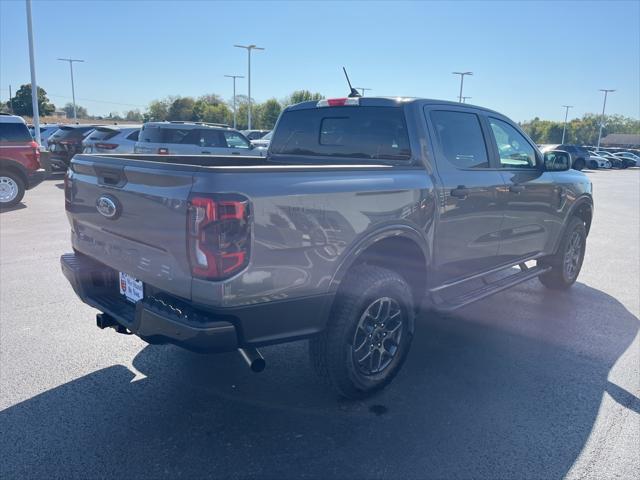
[543,150,571,171]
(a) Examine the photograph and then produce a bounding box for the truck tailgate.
[66,156,194,299]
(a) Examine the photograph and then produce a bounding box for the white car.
[587,152,612,169]
[614,151,640,167]
[251,130,272,148]
[82,125,141,154]
[135,121,266,156]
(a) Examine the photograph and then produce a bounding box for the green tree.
[124,109,144,122]
[146,99,171,121]
[193,100,232,124]
[62,102,88,119]
[6,84,55,116]
[259,98,282,129]
[168,97,196,121]
[282,90,324,107]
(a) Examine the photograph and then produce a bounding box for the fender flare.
[328,223,430,295]
[552,195,593,253]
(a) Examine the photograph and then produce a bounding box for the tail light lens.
[28,140,41,167]
[95,143,118,150]
[187,194,251,280]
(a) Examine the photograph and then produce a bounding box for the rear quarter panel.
[190,167,436,308]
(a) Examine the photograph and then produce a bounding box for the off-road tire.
[309,264,414,399]
[538,216,586,290]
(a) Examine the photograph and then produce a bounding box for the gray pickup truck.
[61,97,593,398]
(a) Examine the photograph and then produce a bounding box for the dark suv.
[554,144,591,171]
[0,114,46,207]
[48,125,100,170]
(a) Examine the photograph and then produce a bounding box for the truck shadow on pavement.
[1,282,638,479]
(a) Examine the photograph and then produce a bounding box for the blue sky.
[1,0,638,122]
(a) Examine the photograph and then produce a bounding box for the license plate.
[119,272,144,303]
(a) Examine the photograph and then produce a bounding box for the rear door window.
[140,126,190,144]
[270,106,411,161]
[223,131,251,149]
[429,110,490,169]
[0,123,32,142]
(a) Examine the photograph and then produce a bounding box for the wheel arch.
[0,158,29,186]
[329,225,430,308]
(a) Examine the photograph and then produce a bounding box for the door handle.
[231,152,240,155]
[201,151,211,154]
[509,184,525,193]
[450,186,470,199]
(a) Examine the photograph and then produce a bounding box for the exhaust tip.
[250,357,266,373]
[238,347,266,373]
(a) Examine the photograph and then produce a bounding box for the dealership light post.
[234,44,264,130]
[224,74,244,129]
[561,105,573,144]
[596,89,615,150]
[25,0,41,144]
[355,87,372,96]
[453,71,473,103]
[57,57,84,121]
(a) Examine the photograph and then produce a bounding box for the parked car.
[0,114,46,207]
[62,96,593,399]
[28,123,60,149]
[48,125,100,170]
[613,151,640,167]
[587,152,611,169]
[250,130,272,148]
[241,129,270,141]
[134,121,266,156]
[590,150,627,169]
[539,144,590,170]
[82,125,141,154]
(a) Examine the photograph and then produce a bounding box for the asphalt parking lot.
[1,169,638,479]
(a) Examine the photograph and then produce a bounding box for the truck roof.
[286,96,502,116]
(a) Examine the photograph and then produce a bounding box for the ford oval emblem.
[96,195,119,219]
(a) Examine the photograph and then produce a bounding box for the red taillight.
[95,143,118,150]
[158,147,169,154]
[187,195,251,280]
[317,97,360,107]
[28,140,41,167]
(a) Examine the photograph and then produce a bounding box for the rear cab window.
[429,110,490,169]
[270,106,411,161]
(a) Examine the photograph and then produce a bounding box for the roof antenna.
[343,67,361,98]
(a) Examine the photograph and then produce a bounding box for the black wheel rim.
[351,297,404,376]
[563,230,583,280]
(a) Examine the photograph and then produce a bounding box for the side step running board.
[432,265,551,312]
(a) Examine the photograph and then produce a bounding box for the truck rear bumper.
[61,252,332,352]
[26,168,47,189]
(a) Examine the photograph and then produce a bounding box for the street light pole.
[596,89,615,150]
[234,44,264,130]
[355,87,372,96]
[452,71,473,103]
[561,105,573,144]
[224,74,244,129]
[25,0,41,145]
[57,57,84,121]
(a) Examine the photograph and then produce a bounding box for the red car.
[0,114,46,208]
